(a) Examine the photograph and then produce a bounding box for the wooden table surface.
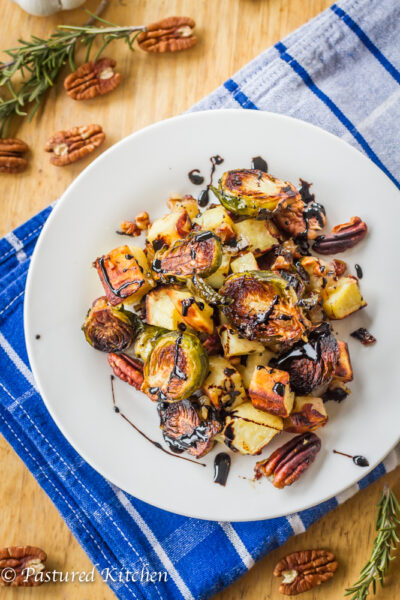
[1,1,399,599]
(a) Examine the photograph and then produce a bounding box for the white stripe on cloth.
[383,448,400,473]
[336,483,360,505]
[4,232,27,263]
[342,88,400,141]
[286,513,306,535]
[0,332,37,389]
[110,484,195,600]
[218,522,255,569]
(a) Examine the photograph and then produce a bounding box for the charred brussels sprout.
[143,331,209,401]
[152,231,222,278]
[211,169,300,217]
[82,297,141,353]
[220,271,307,347]
[134,324,168,362]
[158,399,221,458]
[270,322,339,394]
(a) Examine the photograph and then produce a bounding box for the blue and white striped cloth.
[0,0,399,598]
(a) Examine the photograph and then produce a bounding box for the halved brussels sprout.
[271,322,339,395]
[134,324,168,362]
[143,331,209,401]
[220,271,308,347]
[152,231,222,278]
[82,297,141,353]
[211,169,300,217]
[158,399,221,458]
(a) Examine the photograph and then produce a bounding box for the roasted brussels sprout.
[82,297,141,352]
[158,399,222,458]
[153,231,222,278]
[143,331,209,401]
[271,322,339,395]
[134,324,168,362]
[94,245,154,306]
[220,271,308,347]
[188,275,232,307]
[211,169,300,217]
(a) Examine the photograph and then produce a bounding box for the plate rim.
[24,108,400,521]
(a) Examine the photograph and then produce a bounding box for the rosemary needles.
[345,486,400,600]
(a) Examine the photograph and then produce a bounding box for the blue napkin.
[1,0,399,598]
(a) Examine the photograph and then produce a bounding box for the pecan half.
[64,57,122,101]
[312,216,367,254]
[0,546,46,587]
[138,17,197,53]
[108,353,144,389]
[274,549,338,595]
[44,124,105,166]
[254,432,321,488]
[0,138,29,174]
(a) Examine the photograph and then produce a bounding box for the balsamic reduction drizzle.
[333,449,369,467]
[188,169,205,185]
[273,382,285,397]
[35,334,41,340]
[213,452,231,486]
[355,264,363,279]
[323,387,349,403]
[110,376,205,466]
[298,179,315,204]
[251,156,268,172]
[197,155,224,208]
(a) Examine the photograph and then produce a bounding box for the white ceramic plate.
[25,109,400,521]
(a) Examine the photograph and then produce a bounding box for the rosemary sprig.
[345,486,400,600]
[0,2,145,136]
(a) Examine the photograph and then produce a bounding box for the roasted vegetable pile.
[83,166,370,488]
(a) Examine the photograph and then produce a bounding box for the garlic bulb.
[13,0,87,17]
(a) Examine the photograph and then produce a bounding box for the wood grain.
[0,1,399,599]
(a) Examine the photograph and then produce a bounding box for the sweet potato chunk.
[334,340,353,382]
[284,396,328,433]
[249,365,294,418]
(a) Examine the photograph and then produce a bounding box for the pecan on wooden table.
[44,124,105,166]
[0,546,47,587]
[0,138,29,174]
[64,57,122,101]
[138,17,197,53]
[274,549,338,595]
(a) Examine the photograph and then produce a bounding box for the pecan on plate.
[254,432,321,488]
[312,216,367,254]
[0,546,47,587]
[274,549,338,595]
[64,57,122,100]
[44,124,105,166]
[108,353,144,389]
[0,138,29,174]
[138,17,197,53]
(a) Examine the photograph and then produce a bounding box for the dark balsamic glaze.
[298,179,315,204]
[273,382,285,397]
[152,258,163,273]
[323,387,349,403]
[350,327,376,346]
[251,156,268,172]
[188,169,205,185]
[181,297,196,317]
[271,324,330,370]
[168,335,187,386]
[152,239,165,252]
[197,155,224,208]
[333,449,369,467]
[35,334,41,340]
[110,376,205,466]
[213,452,231,486]
[255,295,279,324]
[355,264,363,279]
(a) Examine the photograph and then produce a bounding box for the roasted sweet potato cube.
[284,396,328,433]
[249,365,294,418]
[334,340,353,382]
[94,245,153,306]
